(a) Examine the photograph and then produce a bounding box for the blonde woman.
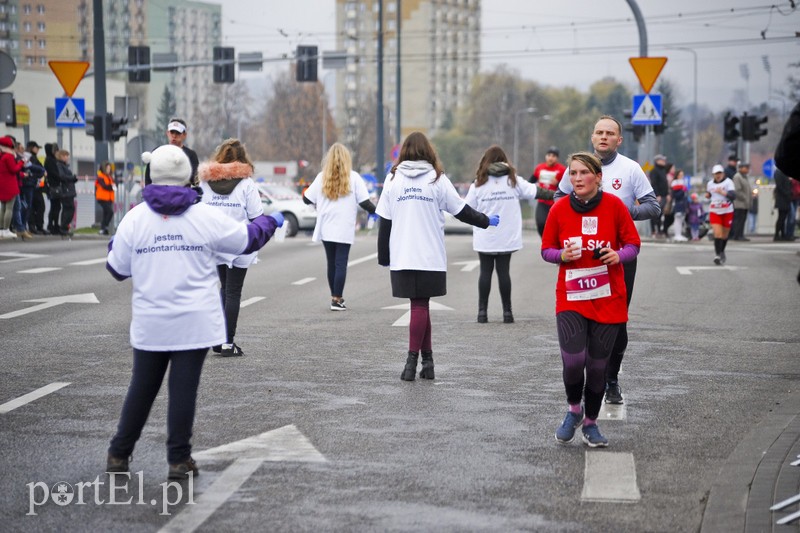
[304,143,376,310]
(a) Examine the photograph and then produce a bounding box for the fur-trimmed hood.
[198,161,254,195]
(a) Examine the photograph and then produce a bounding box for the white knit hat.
[142,145,192,185]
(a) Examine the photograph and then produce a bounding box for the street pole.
[376,0,385,181]
[625,0,650,164]
[92,0,108,166]
[513,107,535,169]
[395,0,401,145]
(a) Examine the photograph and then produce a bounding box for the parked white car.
[256,183,317,237]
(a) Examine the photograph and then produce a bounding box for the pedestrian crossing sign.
[631,94,662,125]
[54,97,85,128]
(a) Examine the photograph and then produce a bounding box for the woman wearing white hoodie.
[376,132,499,381]
[465,145,552,323]
[198,139,265,357]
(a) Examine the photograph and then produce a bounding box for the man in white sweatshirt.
[554,115,660,405]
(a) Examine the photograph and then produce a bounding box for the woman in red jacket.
[541,151,640,448]
[0,136,24,239]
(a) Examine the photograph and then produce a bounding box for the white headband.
[167,121,186,133]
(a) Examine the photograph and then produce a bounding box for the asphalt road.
[0,231,798,532]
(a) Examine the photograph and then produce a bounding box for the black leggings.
[535,203,551,238]
[47,196,61,231]
[109,348,207,464]
[322,241,351,298]
[606,257,636,381]
[217,265,248,344]
[59,197,75,232]
[557,311,620,420]
[478,252,512,312]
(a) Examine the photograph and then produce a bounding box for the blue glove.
[488,214,500,227]
[269,211,285,228]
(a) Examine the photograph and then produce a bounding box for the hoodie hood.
[396,160,434,178]
[142,184,200,216]
[44,143,56,158]
[487,162,510,177]
[198,161,253,195]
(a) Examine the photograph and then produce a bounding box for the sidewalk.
[701,387,800,531]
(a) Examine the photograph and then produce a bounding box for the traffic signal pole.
[92,0,108,166]
[625,0,651,164]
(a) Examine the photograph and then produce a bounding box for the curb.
[701,388,800,532]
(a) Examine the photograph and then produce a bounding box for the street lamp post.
[513,107,535,169]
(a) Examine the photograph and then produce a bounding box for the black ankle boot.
[401,351,419,381]
[419,350,434,379]
[503,310,514,323]
[477,308,488,323]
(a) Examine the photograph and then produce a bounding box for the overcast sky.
[215,0,799,115]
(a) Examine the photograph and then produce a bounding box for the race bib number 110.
[564,265,611,301]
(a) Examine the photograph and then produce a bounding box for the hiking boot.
[106,453,130,473]
[220,343,244,357]
[401,351,419,381]
[419,350,435,380]
[168,457,198,480]
[581,424,609,448]
[555,409,584,443]
[604,381,623,404]
[330,299,347,311]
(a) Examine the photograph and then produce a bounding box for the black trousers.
[535,203,552,238]
[731,208,748,239]
[98,200,114,231]
[606,257,637,382]
[478,252,512,312]
[217,265,248,344]
[59,197,75,232]
[31,189,46,231]
[109,348,207,464]
[47,196,61,232]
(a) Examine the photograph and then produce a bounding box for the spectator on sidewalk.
[44,143,62,234]
[95,161,115,236]
[731,162,752,241]
[55,150,78,236]
[0,135,23,239]
[26,141,48,234]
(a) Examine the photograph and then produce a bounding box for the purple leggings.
[556,311,620,420]
[409,298,432,352]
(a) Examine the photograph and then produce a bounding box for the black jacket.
[775,101,800,178]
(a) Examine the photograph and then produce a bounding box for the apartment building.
[335,0,480,143]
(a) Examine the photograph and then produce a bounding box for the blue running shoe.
[555,409,584,443]
[581,424,609,448]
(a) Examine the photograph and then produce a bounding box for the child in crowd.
[687,193,705,241]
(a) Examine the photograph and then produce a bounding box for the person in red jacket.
[529,146,566,237]
[0,135,24,239]
[541,151,640,448]
[95,161,115,235]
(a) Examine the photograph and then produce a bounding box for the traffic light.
[622,110,644,142]
[727,142,739,160]
[128,45,150,83]
[110,115,128,142]
[723,111,740,142]
[752,115,768,140]
[213,46,235,83]
[86,113,111,141]
[654,109,668,135]
[296,45,318,82]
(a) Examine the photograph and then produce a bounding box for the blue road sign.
[762,158,775,178]
[631,94,663,125]
[55,97,85,128]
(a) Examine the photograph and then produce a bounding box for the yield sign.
[628,57,667,94]
[48,61,89,97]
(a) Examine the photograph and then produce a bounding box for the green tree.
[154,86,176,139]
[654,79,692,173]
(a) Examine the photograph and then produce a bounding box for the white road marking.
[676,265,747,275]
[0,382,71,414]
[452,260,480,272]
[0,292,99,319]
[0,252,48,263]
[162,425,325,533]
[158,458,262,533]
[69,257,108,266]
[777,509,800,525]
[581,451,641,502]
[240,297,265,308]
[292,277,316,285]
[772,493,800,510]
[382,301,454,327]
[347,252,378,267]
[18,267,62,274]
[598,402,626,420]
